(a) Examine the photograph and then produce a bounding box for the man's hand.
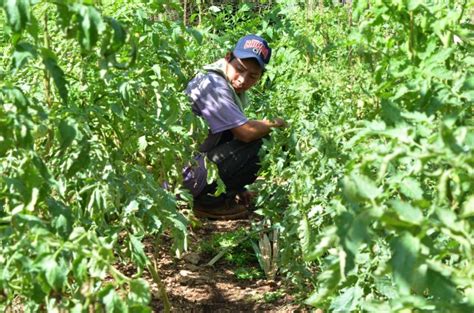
[231,117,288,143]
[271,118,287,128]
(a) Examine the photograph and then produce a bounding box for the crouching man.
[183,34,286,219]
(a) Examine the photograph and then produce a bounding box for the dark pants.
[197,138,263,200]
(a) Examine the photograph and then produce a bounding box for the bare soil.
[141,215,307,312]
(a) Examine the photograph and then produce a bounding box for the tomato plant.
[0,0,201,310]
[251,1,473,312]
[1,0,472,311]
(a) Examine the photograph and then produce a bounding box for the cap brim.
[233,49,266,70]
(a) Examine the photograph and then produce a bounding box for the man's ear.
[225,51,233,62]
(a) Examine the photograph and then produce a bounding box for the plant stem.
[43,14,52,107]
[148,258,171,313]
[409,11,415,62]
[183,0,187,26]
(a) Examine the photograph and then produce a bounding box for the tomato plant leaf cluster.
[1,0,203,309]
[248,1,473,312]
[1,0,473,311]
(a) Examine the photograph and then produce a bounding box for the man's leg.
[206,138,263,193]
[192,139,263,219]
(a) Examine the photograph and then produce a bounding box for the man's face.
[226,56,263,93]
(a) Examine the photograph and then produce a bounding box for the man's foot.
[235,190,257,207]
[193,197,250,220]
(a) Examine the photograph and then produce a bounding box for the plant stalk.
[43,14,52,107]
[148,259,171,313]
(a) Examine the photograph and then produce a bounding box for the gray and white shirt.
[183,59,248,197]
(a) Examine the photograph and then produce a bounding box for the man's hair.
[228,52,265,73]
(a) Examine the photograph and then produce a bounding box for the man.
[183,34,286,219]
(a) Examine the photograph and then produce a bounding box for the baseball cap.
[232,34,272,70]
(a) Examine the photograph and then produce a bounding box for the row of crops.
[1,0,473,311]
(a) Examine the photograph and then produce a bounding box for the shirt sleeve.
[186,72,248,134]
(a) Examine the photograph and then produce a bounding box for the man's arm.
[231,118,286,143]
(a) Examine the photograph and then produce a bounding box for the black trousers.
[197,138,263,199]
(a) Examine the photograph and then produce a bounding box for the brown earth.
[140,214,309,312]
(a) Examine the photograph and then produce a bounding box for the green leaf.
[1,86,28,109]
[138,136,148,151]
[128,279,151,306]
[298,216,317,261]
[391,232,420,295]
[66,140,91,177]
[399,177,423,200]
[72,257,88,285]
[424,48,453,66]
[436,207,459,230]
[47,198,73,237]
[407,0,423,10]
[336,212,370,273]
[329,285,364,313]
[441,121,464,154]
[42,256,67,291]
[374,276,398,299]
[390,199,423,225]
[426,269,460,302]
[129,234,147,268]
[124,200,139,216]
[42,50,68,103]
[107,17,126,53]
[381,100,402,125]
[111,103,125,119]
[461,196,474,218]
[75,5,105,50]
[100,285,128,313]
[305,262,341,307]
[32,154,52,182]
[12,42,37,70]
[4,0,30,33]
[188,28,203,44]
[58,119,77,150]
[344,173,381,201]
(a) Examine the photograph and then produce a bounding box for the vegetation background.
[0,0,472,311]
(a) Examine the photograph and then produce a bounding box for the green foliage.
[0,0,201,309]
[248,1,473,312]
[263,290,284,303]
[1,0,472,310]
[200,228,259,267]
[234,267,264,280]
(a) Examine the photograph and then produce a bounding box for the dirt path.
[143,216,305,312]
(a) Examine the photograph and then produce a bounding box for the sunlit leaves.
[1,0,196,309]
[298,215,317,262]
[1,0,472,311]
[461,196,474,218]
[3,0,30,33]
[256,1,473,312]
